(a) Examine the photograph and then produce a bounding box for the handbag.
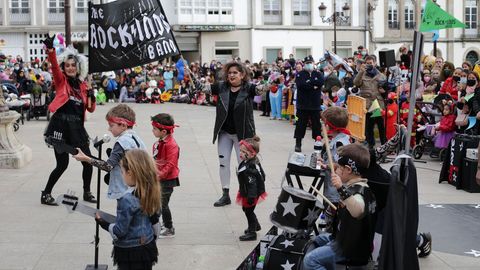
[455,112,468,127]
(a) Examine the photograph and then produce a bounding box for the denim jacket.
[108,188,154,248]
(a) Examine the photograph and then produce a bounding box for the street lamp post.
[318,2,351,54]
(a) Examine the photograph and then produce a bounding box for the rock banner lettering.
[88,0,180,73]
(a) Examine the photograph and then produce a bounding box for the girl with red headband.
[151,113,180,239]
[236,135,266,241]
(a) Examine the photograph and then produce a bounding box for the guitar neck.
[74,203,116,224]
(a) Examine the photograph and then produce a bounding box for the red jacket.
[386,103,398,140]
[438,114,456,132]
[439,77,459,100]
[153,135,180,181]
[47,49,95,114]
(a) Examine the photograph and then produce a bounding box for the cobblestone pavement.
[0,103,478,269]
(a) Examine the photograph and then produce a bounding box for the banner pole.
[404,31,424,154]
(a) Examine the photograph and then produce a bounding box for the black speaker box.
[462,158,480,193]
[379,50,396,68]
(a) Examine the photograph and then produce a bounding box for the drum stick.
[320,120,335,174]
[310,185,337,211]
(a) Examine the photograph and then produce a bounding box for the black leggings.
[44,145,93,194]
[161,187,174,229]
[242,205,257,231]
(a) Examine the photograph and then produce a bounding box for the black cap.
[304,55,314,63]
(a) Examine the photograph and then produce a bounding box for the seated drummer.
[304,143,377,269]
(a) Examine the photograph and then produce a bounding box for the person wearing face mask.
[439,64,460,101]
[293,55,324,152]
[322,64,342,101]
[41,34,97,206]
[353,55,387,148]
[422,70,436,101]
[466,72,480,134]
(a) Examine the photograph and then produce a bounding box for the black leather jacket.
[212,81,256,144]
[237,159,266,198]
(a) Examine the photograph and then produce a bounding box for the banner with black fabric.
[88,0,180,73]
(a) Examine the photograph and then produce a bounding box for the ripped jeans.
[217,131,240,189]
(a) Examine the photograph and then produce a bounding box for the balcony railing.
[75,8,88,24]
[10,8,30,25]
[48,8,65,25]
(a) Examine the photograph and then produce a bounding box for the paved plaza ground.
[0,103,479,269]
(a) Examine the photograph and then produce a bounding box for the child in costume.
[73,104,146,200]
[304,144,376,269]
[236,135,267,241]
[95,149,160,270]
[320,106,351,228]
[434,101,456,149]
[386,92,399,140]
[151,113,180,238]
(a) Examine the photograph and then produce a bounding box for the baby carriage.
[3,83,29,132]
[412,101,445,160]
[26,83,51,121]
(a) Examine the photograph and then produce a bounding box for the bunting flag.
[368,99,381,113]
[370,109,382,118]
[420,0,466,32]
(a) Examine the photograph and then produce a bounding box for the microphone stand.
[86,138,108,270]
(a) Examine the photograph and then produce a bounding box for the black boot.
[295,138,302,152]
[244,221,261,234]
[41,191,58,206]
[213,188,231,207]
[83,191,97,203]
[239,230,257,241]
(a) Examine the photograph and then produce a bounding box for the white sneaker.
[158,227,175,238]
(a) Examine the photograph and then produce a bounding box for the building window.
[388,0,399,29]
[10,0,29,14]
[266,48,282,63]
[49,0,65,13]
[76,0,87,13]
[404,0,415,29]
[466,51,479,66]
[293,0,311,25]
[465,0,478,36]
[294,48,311,60]
[264,0,282,25]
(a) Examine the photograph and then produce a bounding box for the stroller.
[2,83,29,132]
[26,82,51,121]
[412,100,446,160]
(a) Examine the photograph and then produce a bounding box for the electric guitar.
[57,194,116,224]
[46,132,79,155]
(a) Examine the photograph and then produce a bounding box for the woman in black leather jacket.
[211,61,259,207]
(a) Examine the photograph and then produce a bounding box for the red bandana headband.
[239,140,257,156]
[108,117,135,127]
[325,120,351,136]
[151,121,179,133]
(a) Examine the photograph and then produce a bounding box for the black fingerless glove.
[95,216,110,232]
[337,185,352,201]
[43,34,56,50]
[149,213,160,225]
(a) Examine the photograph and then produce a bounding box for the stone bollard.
[0,111,32,169]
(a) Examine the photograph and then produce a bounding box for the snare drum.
[264,234,316,270]
[270,185,322,233]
